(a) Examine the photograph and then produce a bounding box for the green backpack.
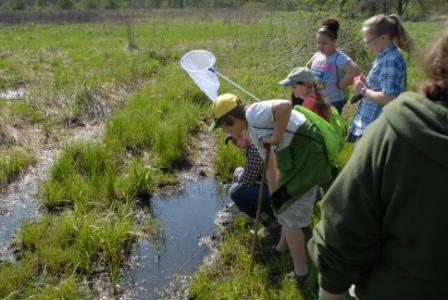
[294,105,345,167]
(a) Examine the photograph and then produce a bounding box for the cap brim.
[278,78,293,86]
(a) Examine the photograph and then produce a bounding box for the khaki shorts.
[276,186,318,228]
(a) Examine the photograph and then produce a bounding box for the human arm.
[338,61,361,90]
[307,120,386,294]
[354,76,396,105]
[305,56,314,69]
[236,144,264,187]
[354,54,405,106]
[261,100,292,145]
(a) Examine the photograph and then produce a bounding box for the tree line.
[0,0,446,18]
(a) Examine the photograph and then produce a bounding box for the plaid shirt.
[232,144,279,232]
[349,43,406,136]
[234,143,264,188]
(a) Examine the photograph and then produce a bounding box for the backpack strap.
[334,51,343,101]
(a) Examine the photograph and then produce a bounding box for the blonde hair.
[363,14,415,54]
[421,29,448,105]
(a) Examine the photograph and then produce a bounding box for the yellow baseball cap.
[209,93,240,131]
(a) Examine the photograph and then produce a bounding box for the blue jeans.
[230,183,278,230]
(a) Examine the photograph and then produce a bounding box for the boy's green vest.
[293,105,344,167]
[271,107,344,213]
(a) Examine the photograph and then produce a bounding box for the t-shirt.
[245,100,306,159]
[310,50,351,103]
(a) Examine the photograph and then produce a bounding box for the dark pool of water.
[120,178,229,299]
[0,139,230,298]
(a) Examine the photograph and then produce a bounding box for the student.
[347,14,414,143]
[279,66,332,121]
[279,66,345,171]
[306,17,361,114]
[307,29,448,300]
[227,131,279,235]
[209,93,333,285]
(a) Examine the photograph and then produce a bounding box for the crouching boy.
[209,93,333,284]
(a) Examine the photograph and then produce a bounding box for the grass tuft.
[0,147,35,188]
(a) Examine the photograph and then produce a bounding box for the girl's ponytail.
[389,14,415,54]
[363,14,415,55]
[312,82,331,119]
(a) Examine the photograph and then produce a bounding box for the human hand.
[259,135,276,149]
[353,74,366,83]
[353,75,367,95]
[233,167,244,181]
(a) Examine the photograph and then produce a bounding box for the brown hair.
[312,82,332,120]
[318,17,340,40]
[216,103,246,127]
[363,14,415,54]
[421,29,448,105]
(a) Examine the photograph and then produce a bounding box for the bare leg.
[284,227,308,276]
[276,226,288,252]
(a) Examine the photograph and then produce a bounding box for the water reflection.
[121,178,229,299]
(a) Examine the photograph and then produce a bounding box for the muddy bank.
[0,123,103,262]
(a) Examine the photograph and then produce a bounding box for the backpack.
[294,105,345,167]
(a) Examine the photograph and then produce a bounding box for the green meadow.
[0,9,445,298]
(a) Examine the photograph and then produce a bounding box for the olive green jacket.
[271,120,333,213]
[308,92,448,299]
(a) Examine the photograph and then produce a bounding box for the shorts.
[276,186,318,228]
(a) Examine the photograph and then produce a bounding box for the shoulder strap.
[334,52,343,100]
[294,105,343,167]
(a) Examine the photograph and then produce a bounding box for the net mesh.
[180,50,220,101]
[180,50,216,72]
